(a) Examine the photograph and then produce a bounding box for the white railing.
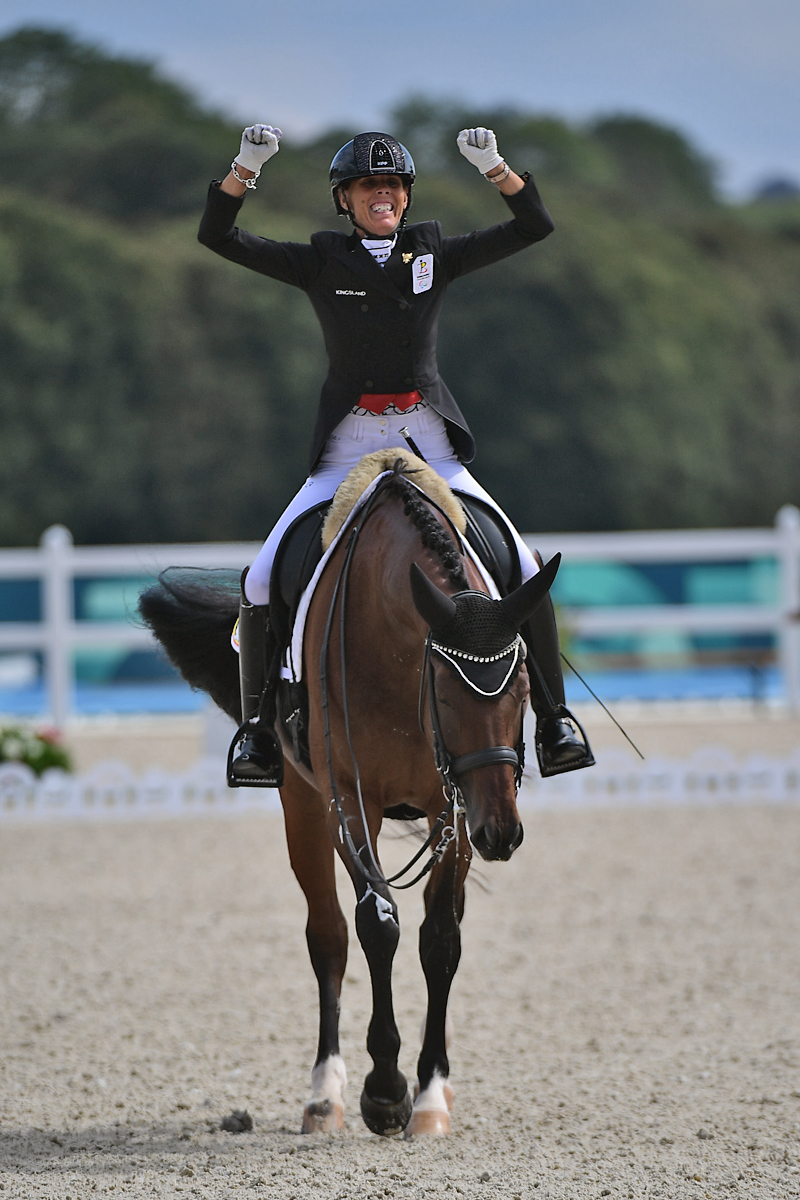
[0,525,260,726]
[1,505,799,725]
[525,504,800,709]
[3,746,800,822]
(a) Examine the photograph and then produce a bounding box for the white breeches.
[244,405,538,605]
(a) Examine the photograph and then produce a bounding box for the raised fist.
[234,124,283,173]
[456,127,504,175]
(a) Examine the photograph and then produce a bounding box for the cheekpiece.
[429,590,524,697]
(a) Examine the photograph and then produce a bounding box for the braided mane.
[381,471,469,590]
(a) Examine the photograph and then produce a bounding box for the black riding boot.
[227,572,284,788]
[522,593,594,777]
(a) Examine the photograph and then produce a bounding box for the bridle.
[418,630,525,796]
[319,470,526,893]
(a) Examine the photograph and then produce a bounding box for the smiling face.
[337,174,410,237]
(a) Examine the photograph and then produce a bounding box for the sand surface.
[1,806,799,1198]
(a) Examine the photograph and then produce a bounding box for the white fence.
[527,504,800,709]
[3,746,800,823]
[1,505,799,725]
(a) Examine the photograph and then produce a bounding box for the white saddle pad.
[281,472,500,682]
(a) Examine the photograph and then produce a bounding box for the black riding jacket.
[198,175,554,471]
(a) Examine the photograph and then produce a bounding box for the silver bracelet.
[231,161,260,190]
[486,162,510,186]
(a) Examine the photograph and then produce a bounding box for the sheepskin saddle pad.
[321,447,467,552]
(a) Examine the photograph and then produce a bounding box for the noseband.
[419,632,525,792]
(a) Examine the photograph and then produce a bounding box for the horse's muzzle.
[469,817,524,862]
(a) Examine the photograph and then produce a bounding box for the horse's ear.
[499,553,561,629]
[409,563,457,630]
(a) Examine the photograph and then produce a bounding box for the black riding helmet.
[330,132,416,220]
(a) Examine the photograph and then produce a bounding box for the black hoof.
[359,1088,413,1136]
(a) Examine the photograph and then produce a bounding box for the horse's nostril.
[470,822,496,860]
[470,819,523,862]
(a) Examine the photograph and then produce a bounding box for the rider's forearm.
[220,166,255,198]
[486,164,525,196]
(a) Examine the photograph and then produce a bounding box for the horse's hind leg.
[407,812,471,1137]
[280,765,349,1133]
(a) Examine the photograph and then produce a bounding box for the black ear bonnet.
[409,554,561,698]
[428,591,524,697]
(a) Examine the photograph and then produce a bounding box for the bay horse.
[139,455,559,1137]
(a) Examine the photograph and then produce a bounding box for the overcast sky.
[1,0,798,197]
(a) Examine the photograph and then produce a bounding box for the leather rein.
[319,471,524,892]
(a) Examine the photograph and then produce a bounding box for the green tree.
[0,26,799,544]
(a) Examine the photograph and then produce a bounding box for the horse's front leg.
[280,762,349,1133]
[407,810,471,1136]
[344,837,413,1136]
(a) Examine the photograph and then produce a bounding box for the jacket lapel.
[383,234,414,297]
[330,230,408,301]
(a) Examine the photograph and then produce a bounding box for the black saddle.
[269,490,520,638]
[268,501,329,652]
[270,487,522,786]
[452,490,521,598]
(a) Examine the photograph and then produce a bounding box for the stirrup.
[535,705,595,778]
[227,718,284,788]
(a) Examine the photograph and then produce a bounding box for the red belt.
[357,389,423,415]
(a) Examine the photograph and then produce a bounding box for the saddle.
[269,483,522,780]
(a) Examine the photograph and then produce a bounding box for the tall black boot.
[227,571,284,788]
[522,592,594,778]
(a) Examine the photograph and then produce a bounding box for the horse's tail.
[138,568,241,721]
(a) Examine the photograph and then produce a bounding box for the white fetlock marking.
[310,1054,347,1106]
[412,1071,450,1114]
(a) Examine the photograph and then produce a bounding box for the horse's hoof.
[404,1108,451,1137]
[302,1098,344,1133]
[359,1088,413,1136]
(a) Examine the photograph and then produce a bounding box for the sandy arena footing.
[0,805,799,1198]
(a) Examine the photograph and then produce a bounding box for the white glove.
[456,127,504,175]
[234,124,283,173]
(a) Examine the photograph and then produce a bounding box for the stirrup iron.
[227,714,284,788]
[535,704,595,778]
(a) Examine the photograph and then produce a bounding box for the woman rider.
[198,124,593,785]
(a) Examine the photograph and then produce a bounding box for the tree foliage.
[1,28,799,545]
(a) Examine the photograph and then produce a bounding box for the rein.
[319,479,458,891]
[319,472,523,892]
